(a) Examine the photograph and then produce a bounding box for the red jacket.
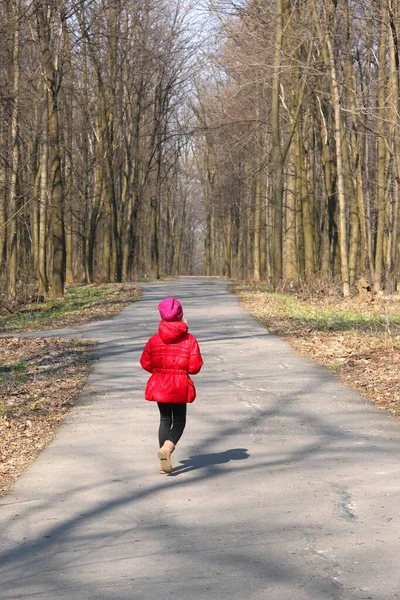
[140,320,203,404]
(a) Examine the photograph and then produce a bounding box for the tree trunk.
[47,91,65,297]
[374,3,388,293]
[7,0,21,301]
[386,1,399,290]
[38,105,49,296]
[284,144,299,284]
[253,176,261,281]
[270,0,284,286]
[63,20,74,284]
[322,8,350,296]
[299,132,314,282]
[35,1,65,298]
[317,96,337,280]
[341,0,367,279]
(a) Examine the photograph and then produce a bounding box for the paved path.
[1,278,400,600]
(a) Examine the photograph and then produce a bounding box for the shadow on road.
[2,279,400,599]
[171,448,250,476]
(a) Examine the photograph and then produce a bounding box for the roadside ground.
[233,282,400,418]
[0,283,141,495]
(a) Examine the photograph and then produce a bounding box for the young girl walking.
[140,297,203,474]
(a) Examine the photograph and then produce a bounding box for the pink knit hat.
[158,297,183,322]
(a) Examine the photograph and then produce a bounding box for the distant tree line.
[0,0,200,301]
[196,0,400,296]
[3,0,399,302]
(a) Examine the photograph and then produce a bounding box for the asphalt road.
[1,278,400,599]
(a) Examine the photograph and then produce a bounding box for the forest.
[1,0,400,301]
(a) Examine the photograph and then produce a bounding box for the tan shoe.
[157,440,175,474]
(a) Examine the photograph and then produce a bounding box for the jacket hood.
[159,320,188,344]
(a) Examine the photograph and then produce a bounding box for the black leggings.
[158,403,187,447]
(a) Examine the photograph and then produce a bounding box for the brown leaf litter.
[0,284,142,496]
[0,337,95,496]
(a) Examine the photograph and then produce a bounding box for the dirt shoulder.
[0,284,142,496]
[0,338,96,495]
[233,283,400,418]
[0,283,142,333]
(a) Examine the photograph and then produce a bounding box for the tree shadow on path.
[171,448,249,476]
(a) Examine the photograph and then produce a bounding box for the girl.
[140,297,203,474]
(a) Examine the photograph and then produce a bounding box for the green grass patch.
[0,362,27,376]
[232,283,400,334]
[0,362,28,416]
[0,362,28,384]
[271,294,383,331]
[0,284,140,333]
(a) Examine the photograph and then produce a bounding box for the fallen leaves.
[0,337,96,496]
